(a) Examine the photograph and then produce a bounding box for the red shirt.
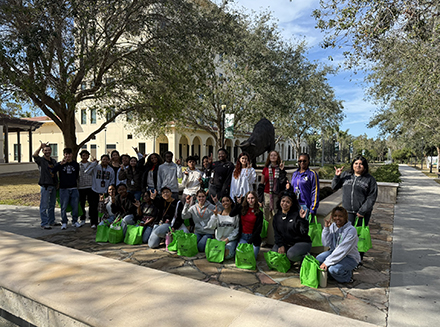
[241,207,257,234]
[262,166,277,194]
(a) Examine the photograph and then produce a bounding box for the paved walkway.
[388,165,440,327]
[0,201,392,326]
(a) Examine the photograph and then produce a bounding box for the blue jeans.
[40,185,57,227]
[196,233,214,252]
[120,214,136,236]
[238,233,260,260]
[59,188,79,224]
[225,240,238,259]
[129,190,142,201]
[98,215,116,226]
[316,250,358,283]
[142,226,153,244]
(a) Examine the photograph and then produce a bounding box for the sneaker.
[354,262,363,270]
[50,222,62,227]
[73,222,82,228]
[61,223,67,230]
[41,225,52,230]
[79,220,86,226]
[91,224,97,229]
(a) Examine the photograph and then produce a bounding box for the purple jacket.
[290,168,320,214]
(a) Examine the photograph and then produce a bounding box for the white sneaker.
[74,222,82,228]
[91,224,97,229]
[79,220,86,226]
[61,223,67,230]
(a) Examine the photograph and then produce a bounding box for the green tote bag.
[264,251,291,273]
[168,229,187,252]
[124,223,144,245]
[300,254,322,288]
[355,217,373,252]
[308,215,323,247]
[177,233,199,257]
[235,243,256,270]
[108,220,124,244]
[205,238,226,263]
[95,221,110,243]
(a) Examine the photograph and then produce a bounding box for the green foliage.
[392,148,413,163]
[371,164,401,183]
[317,164,344,180]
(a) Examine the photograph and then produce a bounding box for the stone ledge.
[0,231,376,327]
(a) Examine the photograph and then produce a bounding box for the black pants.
[78,188,93,221]
[88,191,100,226]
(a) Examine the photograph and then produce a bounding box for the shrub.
[371,163,401,183]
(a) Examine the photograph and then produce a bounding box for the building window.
[138,143,145,155]
[90,109,96,124]
[127,134,133,139]
[14,144,21,161]
[49,144,58,159]
[106,109,116,122]
[106,144,116,154]
[81,144,87,149]
[81,109,87,124]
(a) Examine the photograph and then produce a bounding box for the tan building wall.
[5,110,297,164]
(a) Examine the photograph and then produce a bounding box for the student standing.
[33,142,59,229]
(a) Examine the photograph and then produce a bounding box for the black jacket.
[230,203,263,247]
[273,209,311,247]
[111,192,137,217]
[140,158,160,191]
[152,197,183,230]
[331,172,378,216]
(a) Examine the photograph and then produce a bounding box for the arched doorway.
[205,137,214,159]
[178,135,190,161]
[157,134,169,159]
[192,136,202,164]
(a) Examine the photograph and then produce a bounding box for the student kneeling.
[316,206,360,283]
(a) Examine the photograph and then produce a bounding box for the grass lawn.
[0,171,41,206]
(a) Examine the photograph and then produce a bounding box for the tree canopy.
[0,0,220,154]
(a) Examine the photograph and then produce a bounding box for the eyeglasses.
[298,160,308,163]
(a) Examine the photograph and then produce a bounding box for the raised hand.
[334,166,344,176]
[134,200,140,208]
[184,168,189,175]
[213,205,219,215]
[176,159,181,165]
[286,182,291,190]
[211,194,218,204]
[186,195,192,204]
[299,208,306,219]
[280,160,285,170]
[324,219,331,228]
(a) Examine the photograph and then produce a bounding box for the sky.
[225,0,380,139]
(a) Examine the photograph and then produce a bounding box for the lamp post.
[421,137,424,169]
[221,105,226,149]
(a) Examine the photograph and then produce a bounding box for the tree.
[314,0,440,164]
[272,45,344,159]
[0,0,219,155]
[134,9,284,148]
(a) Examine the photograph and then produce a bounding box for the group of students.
[34,141,376,283]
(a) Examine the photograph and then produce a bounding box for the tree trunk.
[60,110,79,157]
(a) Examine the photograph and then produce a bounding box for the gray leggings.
[272,242,312,263]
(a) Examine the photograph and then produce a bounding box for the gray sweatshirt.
[157,162,182,193]
[206,213,240,242]
[182,201,222,235]
[321,221,360,266]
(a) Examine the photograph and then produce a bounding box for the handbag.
[308,214,323,247]
[264,251,291,273]
[95,221,110,243]
[300,254,322,288]
[167,228,186,252]
[205,238,226,263]
[124,222,143,245]
[177,233,198,257]
[355,217,373,252]
[108,219,124,244]
[235,243,256,270]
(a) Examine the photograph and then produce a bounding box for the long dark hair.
[146,153,163,167]
[350,156,369,175]
[241,191,259,216]
[233,152,250,179]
